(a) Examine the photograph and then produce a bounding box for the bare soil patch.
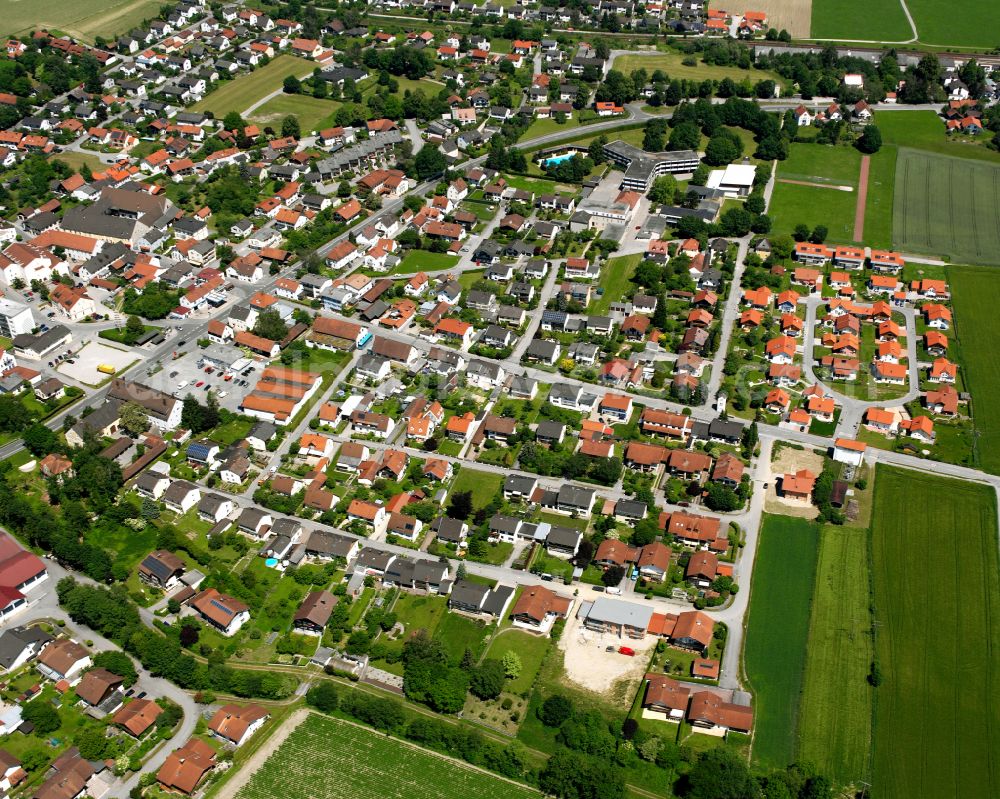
[763,444,824,518]
[710,0,812,37]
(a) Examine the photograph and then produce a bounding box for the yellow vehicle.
[97,364,116,375]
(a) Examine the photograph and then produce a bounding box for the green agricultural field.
[1,0,161,41]
[612,53,781,86]
[744,515,820,770]
[250,94,341,133]
[797,527,874,786]
[810,0,912,41]
[877,111,1000,163]
[192,55,314,117]
[949,265,1000,473]
[905,0,1000,48]
[893,149,1000,264]
[589,253,641,315]
[870,467,1000,799]
[236,713,540,799]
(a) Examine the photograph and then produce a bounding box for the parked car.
[618,647,636,657]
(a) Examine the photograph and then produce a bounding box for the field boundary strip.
[853,155,871,242]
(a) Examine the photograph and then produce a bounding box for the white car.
[177,380,188,389]
[216,390,227,398]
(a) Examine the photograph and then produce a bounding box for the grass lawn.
[435,612,493,663]
[250,93,341,133]
[588,253,641,315]
[192,55,314,117]
[948,265,1000,473]
[234,712,540,799]
[743,514,820,770]
[779,142,863,185]
[870,466,1000,799]
[89,520,157,572]
[612,52,782,87]
[797,526,874,786]
[769,143,863,244]
[396,250,460,274]
[486,629,550,693]
[52,150,109,175]
[466,541,513,566]
[347,587,374,627]
[810,0,912,40]
[98,324,159,346]
[554,124,647,154]
[503,174,570,196]
[462,200,498,222]
[458,270,485,292]
[877,111,1000,164]
[892,148,1000,264]
[769,180,858,244]
[210,417,254,446]
[529,550,574,581]
[393,592,447,636]
[519,116,583,142]
[449,468,503,511]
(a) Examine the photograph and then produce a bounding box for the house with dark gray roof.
[137,550,185,589]
[0,625,52,672]
[433,517,468,544]
[305,530,360,561]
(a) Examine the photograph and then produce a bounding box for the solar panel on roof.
[209,599,234,617]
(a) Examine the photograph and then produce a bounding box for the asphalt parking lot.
[160,349,259,413]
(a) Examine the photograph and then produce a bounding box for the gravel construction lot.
[558,608,657,695]
[763,445,824,518]
[57,340,137,386]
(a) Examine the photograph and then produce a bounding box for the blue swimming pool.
[265,557,279,568]
[540,150,582,167]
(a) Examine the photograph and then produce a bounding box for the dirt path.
[777,178,853,192]
[213,708,309,799]
[853,155,871,242]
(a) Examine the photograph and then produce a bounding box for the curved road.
[800,295,921,437]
